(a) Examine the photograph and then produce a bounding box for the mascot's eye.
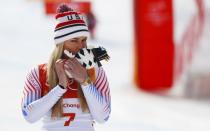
[75,53,81,59]
[79,49,85,56]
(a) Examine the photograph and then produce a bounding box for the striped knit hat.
[54,8,89,45]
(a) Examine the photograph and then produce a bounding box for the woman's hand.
[64,58,88,84]
[55,59,68,88]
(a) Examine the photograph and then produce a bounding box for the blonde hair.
[47,43,88,118]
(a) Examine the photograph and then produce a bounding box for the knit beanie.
[54,4,89,45]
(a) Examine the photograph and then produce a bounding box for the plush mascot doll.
[64,46,110,83]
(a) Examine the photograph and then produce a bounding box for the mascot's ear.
[91,46,110,67]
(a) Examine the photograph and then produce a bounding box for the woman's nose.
[79,41,86,48]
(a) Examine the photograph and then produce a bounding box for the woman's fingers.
[72,58,82,66]
[64,60,74,70]
[63,58,87,83]
[65,59,79,70]
[64,63,72,72]
[56,59,66,63]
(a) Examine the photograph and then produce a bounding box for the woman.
[21,4,111,131]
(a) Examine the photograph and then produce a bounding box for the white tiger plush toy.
[64,46,110,82]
